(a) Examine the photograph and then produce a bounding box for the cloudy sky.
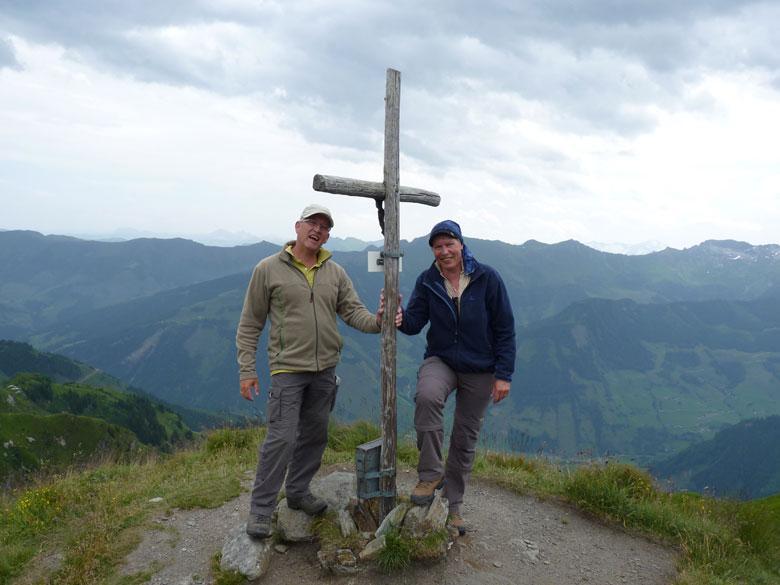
[1,1,779,249]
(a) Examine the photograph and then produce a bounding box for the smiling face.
[294,213,331,253]
[431,234,463,272]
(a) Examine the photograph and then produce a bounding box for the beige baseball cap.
[299,204,334,228]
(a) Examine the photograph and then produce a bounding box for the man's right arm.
[236,263,270,397]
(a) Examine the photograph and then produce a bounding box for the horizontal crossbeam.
[312,174,440,207]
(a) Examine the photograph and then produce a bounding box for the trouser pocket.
[267,383,282,423]
[330,374,340,412]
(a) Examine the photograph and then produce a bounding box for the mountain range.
[0,341,194,483]
[2,229,780,485]
[653,415,780,499]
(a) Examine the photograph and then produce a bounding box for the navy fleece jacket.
[399,250,516,381]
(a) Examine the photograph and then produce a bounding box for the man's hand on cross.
[240,377,261,401]
[377,290,403,328]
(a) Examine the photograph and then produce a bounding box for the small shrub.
[210,553,246,585]
[327,421,381,452]
[205,428,259,454]
[483,451,539,473]
[606,463,655,500]
[396,441,419,466]
[377,529,412,573]
[411,528,448,561]
[565,462,656,510]
[8,485,64,538]
[311,512,361,552]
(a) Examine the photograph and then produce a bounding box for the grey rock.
[375,502,410,537]
[220,523,272,580]
[338,508,357,538]
[310,471,356,511]
[359,534,387,560]
[317,547,359,575]
[520,539,540,563]
[276,499,315,542]
[333,548,359,575]
[424,494,448,531]
[336,548,357,565]
[273,544,289,554]
[317,550,333,572]
[402,504,428,537]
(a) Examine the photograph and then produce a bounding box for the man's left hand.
[376,290,403,328]
[492,379,511,403]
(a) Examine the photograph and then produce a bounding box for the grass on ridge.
[475,452,779,584]
[1,427,265,585]
[2,421,778,585]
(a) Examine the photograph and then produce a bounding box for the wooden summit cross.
[313,68,440,519]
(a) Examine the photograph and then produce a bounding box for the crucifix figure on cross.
[313,68,440,518]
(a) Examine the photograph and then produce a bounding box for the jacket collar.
[280,241,332,266]
[423,250,482,285]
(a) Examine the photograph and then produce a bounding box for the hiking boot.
[447,513,473,536]
[410,476,444,506]
[286,493,328,516]
[246,513,272,539]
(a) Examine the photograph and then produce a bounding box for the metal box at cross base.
[355,438,384,500]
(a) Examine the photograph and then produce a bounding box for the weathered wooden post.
[312,68,440,519]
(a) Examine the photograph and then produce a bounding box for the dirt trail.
[121,467,678,585]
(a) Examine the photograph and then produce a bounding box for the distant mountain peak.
[694,240,780,261]
[586,240,666,256]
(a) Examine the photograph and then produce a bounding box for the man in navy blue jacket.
[399,219,516,534]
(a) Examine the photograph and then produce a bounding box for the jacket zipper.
[423,281,457,322]
[422,269,483,357]
[284,257,321,371]
[311,271,319,372]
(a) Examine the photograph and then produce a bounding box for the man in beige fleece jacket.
[237,204,387,539]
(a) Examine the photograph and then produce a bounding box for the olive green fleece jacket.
[236,244,380,380]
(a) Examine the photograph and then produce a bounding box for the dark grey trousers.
[415,356,493,515]
[249,368,337,516]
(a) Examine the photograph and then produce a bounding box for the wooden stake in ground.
[313,68,440,518]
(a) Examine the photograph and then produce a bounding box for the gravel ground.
[120,467,678,584]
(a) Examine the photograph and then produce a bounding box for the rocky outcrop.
[220,524,273,580]
[220,471,454,579]
[276,499,315,542]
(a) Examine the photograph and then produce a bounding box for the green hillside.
[5,233,780,495]
[0,412,138,481]
[0,339,83,381]
[504,297,780,463]
[0,340,232,430]
[1,368,194,483]
[653,416,780,499]
[28,276,780,473]
[1,372,191,444]
[28,269,401,416]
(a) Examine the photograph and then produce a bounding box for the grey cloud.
[3,0,777,165]
[0,36,20,69]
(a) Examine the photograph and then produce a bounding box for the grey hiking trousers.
[249,368,337,516]
[415,356,494,514]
